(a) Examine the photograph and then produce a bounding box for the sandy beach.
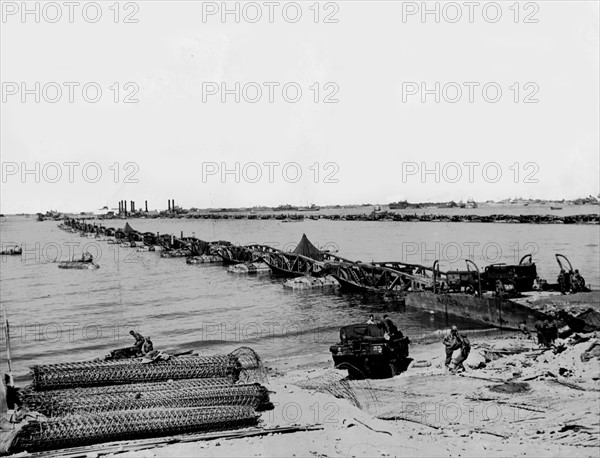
[98,330,600,458]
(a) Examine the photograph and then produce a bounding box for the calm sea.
[1,210,599,383]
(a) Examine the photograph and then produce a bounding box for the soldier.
[547,316,559,345]
[557,269,570,295]
[519,320,532,340]
[129,330,145,352]
[535,319,547,346]
[495,280,506,299]
[452,334,471,373]
[382,314,400,338]
[142,337,154,355]
[571,270,584,293]
[443,326,462,368]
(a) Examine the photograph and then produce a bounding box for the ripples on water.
[1,215,599,383]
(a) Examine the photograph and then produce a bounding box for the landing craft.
[405,255,593,329]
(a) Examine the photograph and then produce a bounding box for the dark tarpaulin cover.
[292,234,323,260]
[340,324,385,341]
[576,308,600,332]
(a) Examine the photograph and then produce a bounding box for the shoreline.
[3,328,598,457]
[61,212,600,225]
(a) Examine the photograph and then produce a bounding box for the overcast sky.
[1,1,598,213]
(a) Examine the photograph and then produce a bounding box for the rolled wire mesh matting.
[21,377,235,401]
[230,347,268,384]
[31,355,241,390]
[23,383,271,416]
[9,406,260,453]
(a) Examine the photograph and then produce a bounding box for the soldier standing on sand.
[443,326,462,369]
[547,316,559,345]
[535,317,558,347]
[451,334,471,374]
[535,319,548,346]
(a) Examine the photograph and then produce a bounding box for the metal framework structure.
[324,260,439,293]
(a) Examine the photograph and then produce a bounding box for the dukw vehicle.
[329,323,411,378]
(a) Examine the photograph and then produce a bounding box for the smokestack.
[172,199,175,210]
[132,201,135,213]
[118,201,122,213]
[124,200,128,213]
[145,200,148,212]
[168,200,171,211]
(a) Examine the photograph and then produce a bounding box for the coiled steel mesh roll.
[31,355,240,390]
[9,406,260,453]
[21,377,235,401]
[24,383,271,416]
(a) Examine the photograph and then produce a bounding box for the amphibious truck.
[329,323,411,378]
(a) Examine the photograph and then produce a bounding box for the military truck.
[329,323,411,378]
[480,255,538,293]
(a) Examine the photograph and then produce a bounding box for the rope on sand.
[353,418,392,436]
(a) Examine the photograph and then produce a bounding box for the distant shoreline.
[29,209,600,225]
[2,196,600,217]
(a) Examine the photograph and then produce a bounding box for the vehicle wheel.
[348,367,364,379]
[398,358,413,373]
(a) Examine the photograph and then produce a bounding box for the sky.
[1,0,599,214]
